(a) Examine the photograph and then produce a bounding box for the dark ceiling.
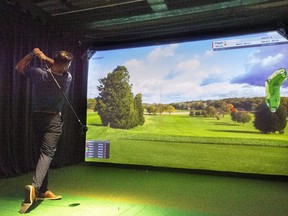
[7,0,288,50]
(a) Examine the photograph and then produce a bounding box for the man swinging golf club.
[15,48,73,214]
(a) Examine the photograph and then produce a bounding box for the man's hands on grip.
[15,48,50,74]
[33,48,47,61]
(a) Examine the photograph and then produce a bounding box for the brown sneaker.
[19,185,36,214]
[37,190,62,200]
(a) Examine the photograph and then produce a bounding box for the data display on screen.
[85,140,110,159]
[212,33,288,50]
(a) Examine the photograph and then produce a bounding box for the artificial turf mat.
[0,163,287,215]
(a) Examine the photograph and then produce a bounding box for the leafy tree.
[270,105,287,133]
[254,103,287,134]
[239,112,251,124]
[134,93,145,126]
[281,97,288,111]
[230,111,237,122]
[205,106,216,117]
[87,98,96,111]
[231,111,251,124]
[96,66,144,129]
[218,102,230,117]
[156,103,166,115]
[202,110,207,117]
[146,105,157,115]
[165,105,176,114]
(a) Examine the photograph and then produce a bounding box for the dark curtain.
[0,1,88,177]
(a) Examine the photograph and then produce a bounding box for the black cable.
[42,61,88,134]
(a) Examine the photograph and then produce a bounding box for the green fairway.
[86,112,288,175]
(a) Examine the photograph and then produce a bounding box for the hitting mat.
[0,163,287,216]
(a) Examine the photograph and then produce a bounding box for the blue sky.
[88,31,288,104]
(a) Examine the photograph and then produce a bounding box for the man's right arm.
[15,48,54,74]
[15,52,34,75]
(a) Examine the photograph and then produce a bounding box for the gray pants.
[32,113,63,193]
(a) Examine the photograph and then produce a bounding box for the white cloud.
[124,58,145,72]
[245,50,261,65]
[261,53,284,67]
[176,58,200,71]
[147,44,178,61]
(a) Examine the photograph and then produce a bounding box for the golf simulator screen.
[85,31,288,176]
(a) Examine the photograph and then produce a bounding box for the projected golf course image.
[86,31,288,176]
[86,111,288,176]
